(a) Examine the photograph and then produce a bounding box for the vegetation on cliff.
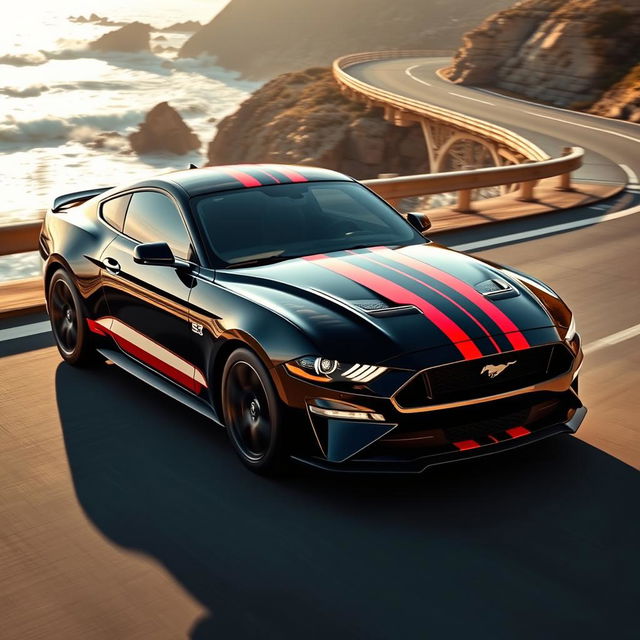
[207,68,428,179]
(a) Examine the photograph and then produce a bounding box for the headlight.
[285,356,387,383]
[565,315,577,342]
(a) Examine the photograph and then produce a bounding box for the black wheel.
[221,348,288,475]
[48,269,98,366]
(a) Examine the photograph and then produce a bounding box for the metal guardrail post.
[454,189,473,213]
[557,147,574,192]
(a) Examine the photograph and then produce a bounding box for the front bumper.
[292,396,586,474]
[274,339,585,473]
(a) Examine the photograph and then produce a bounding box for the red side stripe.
[304,255,483,360]
[221,168,262,187]
[86,318,107,336]
[277,167,308,183]
[454,440,481,451]
[362,254,502,353]
[372,249,530,350]
[112,334,203,394]
[506,426,531,438]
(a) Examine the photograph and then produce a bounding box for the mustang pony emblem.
[481,361,517,378]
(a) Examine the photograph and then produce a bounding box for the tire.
[221,348,289,475]
[571,376,579,394]
[48,269,98,366]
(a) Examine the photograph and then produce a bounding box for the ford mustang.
[40,164,585,474]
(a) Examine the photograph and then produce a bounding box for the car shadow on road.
[55,362,639,640]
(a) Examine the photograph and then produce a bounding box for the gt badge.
[481,361,516,378]
[191,322,204,336]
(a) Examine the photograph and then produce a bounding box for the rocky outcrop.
[89,22,152,53]
[129,102,200,155]
[161,21,201,33]
[449,0,640,115]
[590,64,640,122]
[207,68,428,179]
[180,0,514,79]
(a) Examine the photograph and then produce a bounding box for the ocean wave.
[0,85,49,98]
[0,52,48,66]
[0,111,144,147]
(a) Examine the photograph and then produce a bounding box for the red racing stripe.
[372,248,530,350]
[453,440,481,451]
[86,318,107,336]
[506,426,531,438]
[304,255,483,360]
[361,254,502,353]
[220,167,262,188]
[276,167,308,183]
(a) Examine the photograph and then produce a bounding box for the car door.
[99,190,205,394]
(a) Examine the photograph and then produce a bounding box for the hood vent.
[474,278,518,300]
[351,299,420,318]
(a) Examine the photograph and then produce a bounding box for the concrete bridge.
[0,53,639,640]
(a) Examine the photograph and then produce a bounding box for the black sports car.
[40,164,585,474]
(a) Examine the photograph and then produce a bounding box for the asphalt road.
[1,57,639,639]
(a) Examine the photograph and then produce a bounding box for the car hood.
[215,243,559,365]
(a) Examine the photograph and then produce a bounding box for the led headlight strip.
[342,363,387,383]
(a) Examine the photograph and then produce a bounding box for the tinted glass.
[193,181,422,266]
[124,191,192,260]
[101,194,130,232]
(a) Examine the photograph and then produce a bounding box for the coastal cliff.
[180,0,514,79]
[449,0,640,120]
[207,68,428,179]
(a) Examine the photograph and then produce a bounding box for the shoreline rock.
[89,22,152,53]
[129,102,200,155]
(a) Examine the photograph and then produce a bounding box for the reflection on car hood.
[215,243,558,365]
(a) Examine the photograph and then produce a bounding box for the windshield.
[192,181,424,267]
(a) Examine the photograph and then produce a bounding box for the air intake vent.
[351,299,420,318]
[474,278,517,299]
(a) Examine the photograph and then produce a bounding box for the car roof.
[126,164,354,198]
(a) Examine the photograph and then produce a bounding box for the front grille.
[395,343,574,409]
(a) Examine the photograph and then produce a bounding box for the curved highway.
[0,57,638,639]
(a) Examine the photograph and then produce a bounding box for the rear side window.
[123,191,192,260]
[100,194,131,232]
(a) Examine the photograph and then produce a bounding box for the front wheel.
[48,269,98,366]
[221,348,289,475]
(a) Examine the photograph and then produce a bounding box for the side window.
[124,192,192,260]
[100,194,131,232]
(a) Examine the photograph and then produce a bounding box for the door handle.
[103,257,121,275]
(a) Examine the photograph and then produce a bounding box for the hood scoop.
[350,299,421,317]
[474,278,519,300]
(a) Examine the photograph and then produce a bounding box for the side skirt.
[98,347,223,427]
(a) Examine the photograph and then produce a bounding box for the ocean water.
[0,0,258,280]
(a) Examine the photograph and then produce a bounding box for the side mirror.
[406,212,432,233]
[133,242,176,266]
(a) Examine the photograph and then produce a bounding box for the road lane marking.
[620,163,639,186]
[448,92,494,106]
[523,111,640,145]
[0,320,50,342]
[405,64,431,87]
[583,323,640,355]
[473,85,640,129]
[451,203,640,252]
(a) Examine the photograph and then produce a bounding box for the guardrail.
[362,147,583,209]
[333,51,548,162]
[0,148,583,258]
[0,221,42,257]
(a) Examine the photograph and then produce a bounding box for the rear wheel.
[48,269,98,366]
[221,348,288,475]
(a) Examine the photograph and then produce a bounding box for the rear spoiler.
[52,187,113,213]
